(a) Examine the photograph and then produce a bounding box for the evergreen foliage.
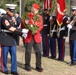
[0,0,70,16]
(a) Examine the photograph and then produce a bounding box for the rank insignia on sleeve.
[5,20,10,26]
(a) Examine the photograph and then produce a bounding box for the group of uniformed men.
[0,2,76,75]
[42,9,69,61]
[42,6,76,65]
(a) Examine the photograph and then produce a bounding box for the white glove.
[63,36,66,39]
[22,33,27,39]
[67,24,72,29]
[22,29,29,34]
[51,30,56,32]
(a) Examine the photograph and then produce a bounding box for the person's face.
[6,8,14,17]
[15,13,19,17]
[44,10,49,14]
[31,7,39,14]
[72,10,76,15]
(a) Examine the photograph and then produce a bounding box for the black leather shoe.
[70,61,76,65]
[57,58,64,62]
[25,66,32,71]
[2,71,9,74]
[35,67,43,72]
[11,72,19,75]
[48,56,56,59]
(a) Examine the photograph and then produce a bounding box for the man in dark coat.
[67,6,76,65]
[42,9,50,57]
[0,4,29,75]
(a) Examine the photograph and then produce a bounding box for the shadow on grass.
[7,57,35,70]
[48,57,70,65]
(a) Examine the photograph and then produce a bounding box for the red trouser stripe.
[1,45,4,72]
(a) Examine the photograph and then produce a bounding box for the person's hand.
[63,36,66,39]
[22,33,27,39]
[11,17,16,22]
[22,29,29,34]
[67,24,72,29]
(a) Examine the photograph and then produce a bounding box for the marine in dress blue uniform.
[0,4,29,75]
[57,15,69,61]
[42,9,50,57]
[67,6,76,65]
[49,15,57,59]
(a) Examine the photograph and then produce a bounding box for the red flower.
[22,12,40,35]
[28,12,34,19]
[29,19,34,25]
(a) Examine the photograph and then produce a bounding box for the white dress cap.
[71,6,76,10]
[5,4,17,9]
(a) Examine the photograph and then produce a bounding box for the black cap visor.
[7,8,15,13]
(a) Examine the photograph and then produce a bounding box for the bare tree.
[21,0,25,16]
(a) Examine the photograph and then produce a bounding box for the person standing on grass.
[42,9,50,57]
[67,6,76,65]
[14,12,22,45]
[49,14,57,59]
[0,4,29,75]
[21,3,43,72]
[57,14,69,62]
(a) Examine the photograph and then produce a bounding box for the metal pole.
[20,0,21,17]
